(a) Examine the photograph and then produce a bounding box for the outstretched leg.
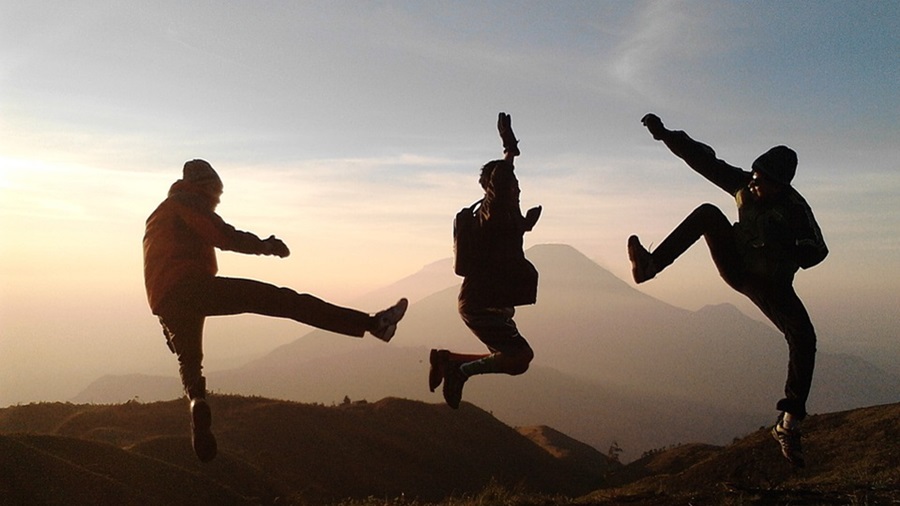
[155,277,407,462]
[173,276,405,339]
[629,203,743,287]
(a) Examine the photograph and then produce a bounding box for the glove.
[524,205,542,231]
[263,235,290,258]
[641,113,667,140]
[498,112,520,156]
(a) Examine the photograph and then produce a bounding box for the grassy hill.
[1,397,898,505]
[0,395,615,505]
[588,401,900,505]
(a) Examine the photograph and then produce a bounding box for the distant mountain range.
[72,244,900,460]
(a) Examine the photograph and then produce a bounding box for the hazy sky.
[1,1,898,406]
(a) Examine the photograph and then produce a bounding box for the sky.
[1,1,898,406]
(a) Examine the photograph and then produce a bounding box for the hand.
[641,113,667,140]
[263,235,290,258]
[524,205,542,231]
[498,112,520,156]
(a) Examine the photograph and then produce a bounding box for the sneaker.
[190,398,217,463]
[442,364,467,409]
[772,421,804,468]
[627,235,656,284]
[429,349,450,392]
[371,298,409,342]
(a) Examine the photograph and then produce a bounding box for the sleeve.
[177,198,269,255]
[660,130,751,196]
[789,193,828,269]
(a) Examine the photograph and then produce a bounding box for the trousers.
[156,276,372,399]
[653,203,817,418]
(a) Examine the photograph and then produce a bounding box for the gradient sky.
[1,1,898,406]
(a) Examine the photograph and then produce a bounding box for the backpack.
[453,199,483,276]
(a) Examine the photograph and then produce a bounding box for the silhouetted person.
[143,159,408,462]
[629,114,828,467]
[429,113,542,409]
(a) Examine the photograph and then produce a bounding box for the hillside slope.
[0,434,252,506]
[587,402,900,505]
[2,398,899,505]
[0,396,615,504]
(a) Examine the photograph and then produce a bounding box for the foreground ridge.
[1,396,898,505]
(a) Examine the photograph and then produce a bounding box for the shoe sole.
[627,235,651,284]
[429,349,447,392]
[442,366,466,409]
[374,298,409,342]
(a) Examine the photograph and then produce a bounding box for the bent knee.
[695,202,724,218]
[507,347,534,376]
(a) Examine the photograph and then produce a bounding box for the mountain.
[73,244,900,461]
[230,244,898,414]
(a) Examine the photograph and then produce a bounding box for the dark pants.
[459,306,532,357]
[156,276,373,399]
[653,203,817,418]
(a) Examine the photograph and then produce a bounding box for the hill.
[0,396,616,505]
[2,398,898,505]
[0,433,253,506]
[587,401,900,505]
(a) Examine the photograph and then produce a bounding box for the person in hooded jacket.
[628,114,828,468]
[143,159,408,462]
[429,113,542,410]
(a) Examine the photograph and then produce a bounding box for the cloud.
[613,1,713,85]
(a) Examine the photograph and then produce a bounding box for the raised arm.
[496,112,541,230]
[498,112,520,162]
[642,113,750,196]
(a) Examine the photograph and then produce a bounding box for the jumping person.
[429,113,542,409]
[629,114,828,467]
[143,159,408,462]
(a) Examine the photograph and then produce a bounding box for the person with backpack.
[143,159,408,462]
[429,113,542,409]
[628,114,828,467]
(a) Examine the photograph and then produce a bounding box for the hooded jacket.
[143,180,270,313]
[458,163,538,310]
[660,130,828,279]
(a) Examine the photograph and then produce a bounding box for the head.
[479,159,519,202]
[478,159,519,221]
[182,159,224,207]
[749,146,795,200]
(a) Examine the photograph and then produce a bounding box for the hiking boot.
[442,364,467,409]
[190,398,217,463]
[429,349,450,392]
[772,421,804,468]
[627,235,657,284]
[371,298,409,342]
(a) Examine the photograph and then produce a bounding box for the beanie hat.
[751,146,797,186]
[183,159,223,191]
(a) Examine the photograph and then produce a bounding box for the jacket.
[661,130,828,278]
[458,202,538,310]
[143,180,270,313]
